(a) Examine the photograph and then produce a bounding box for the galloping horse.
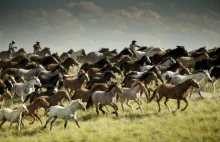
[11,77,42,102]
[0,48,26,60]
[86,82,123,117]
[0,104,28,131]
[72,83,108,102]
[149,78,199,112]
[119,81,149,112]
[43,99,86,130]
[36,47,51,57]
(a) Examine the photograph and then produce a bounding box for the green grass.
[0,70,220,142]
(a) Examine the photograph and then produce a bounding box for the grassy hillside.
[0,83,219,142]
[0,67,219,142]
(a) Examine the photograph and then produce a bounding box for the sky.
[0,0,220,54]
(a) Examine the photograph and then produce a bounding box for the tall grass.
[0,68,219,142]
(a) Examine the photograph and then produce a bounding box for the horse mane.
[131,81,142,87]
[91,83,108,91]
[105,83,116,92]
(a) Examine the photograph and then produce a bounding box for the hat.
[12,40,15,43]
[36,41,40,43]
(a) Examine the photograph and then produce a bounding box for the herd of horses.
[0,45,219,131]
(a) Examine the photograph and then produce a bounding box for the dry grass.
[0,68,219,142]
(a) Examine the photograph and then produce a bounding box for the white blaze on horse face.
[35,78,42,87]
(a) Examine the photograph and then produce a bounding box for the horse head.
[70,99,86,111]
[189,78,200,89]
[18,104,29,113]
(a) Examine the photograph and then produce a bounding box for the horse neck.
[176,80,193,91]
[189,73,203,81]
[108,86,118,97]
[132,84,141,93]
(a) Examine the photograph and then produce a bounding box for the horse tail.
[86,95,93,109]
[148,87,158,103]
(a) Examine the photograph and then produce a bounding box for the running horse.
[86,82,123,117]
[149,78,200,112]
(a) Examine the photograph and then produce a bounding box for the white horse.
[140,58,176,72]
[0,104,28,132]
[14,65,45,80]
[131,47,164,60]
[169,70,213,98]
[11,76,42,102]
[43,99,86,130]
[118,81,149,112]
[157,57,176,67]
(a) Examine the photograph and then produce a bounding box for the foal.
[43,99,86,130]
[149,78,200,112]
[21,98,49,125]
[0,104,28,131]
[86,82,123,117]
[119,81,148,112]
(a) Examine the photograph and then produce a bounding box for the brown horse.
[0,90,11,108]
[40,90,71,110]
[63,70,89,95]
[45,57,79,72]
[0,48,26,60]
[21,97,49,125]
[150,46,189,64]
[10,53,27,62]
[36,47,51,57]
[149,78,200,112]
[0,68,16,79]
[177,53,209,68]
[72,83,108,102]
[114,55,134,68]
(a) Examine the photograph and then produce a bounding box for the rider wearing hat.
[33,41,41,54]
[129,40,141,51]
[8,40,17,59]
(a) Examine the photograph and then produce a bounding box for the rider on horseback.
[8,40,17,59]
[33,41,41,54]
[129,40,141,51]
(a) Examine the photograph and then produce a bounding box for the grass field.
[0,73,219,142]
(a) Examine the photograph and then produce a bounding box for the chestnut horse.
[21,97,49,125]
[149,78,200,112]
[72,83,108,103]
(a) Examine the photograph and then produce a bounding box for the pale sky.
[0,0,220,54]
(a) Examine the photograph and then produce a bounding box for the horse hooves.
[181,109,185,111]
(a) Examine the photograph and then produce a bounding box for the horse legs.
[64,119,68,129]
[95,103,99,116]
[0,118,6,129]
[42,116,53,129]
[34,114,42,124]
[181,98,188,111]
[50,116,58,130]
[109,103,118,117]
[173,99,180,112]
[21,96,24,103]
[29,114,36,125]
[98,104,106,115]
[120,98,125,112]
[134,98,143,112]
[164,98,172,112]
[126,100,133,111]
[72,115,80,128]
[156,96,163,112]
[197,89,203,99]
